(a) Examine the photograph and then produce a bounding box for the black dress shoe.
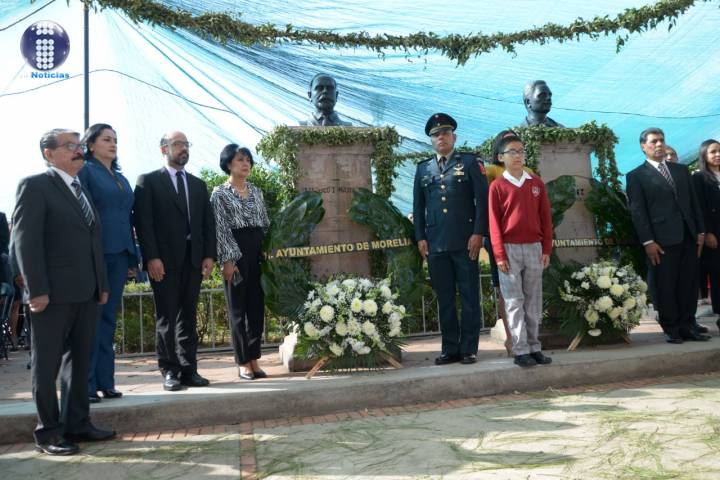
[530,351,552,365]
[163,372,182,391]
[514,354,537,368]
[434,354,460,365]
[89,393,101,404]
[681,332,712,342]
[252,369,268,378]
[460,354,477,364]
[695,324,710,334]
[665,336,684,344]
[65,425,116,442]
[180,372,210,387]
[101,389,123,399]
[35,436,79,456]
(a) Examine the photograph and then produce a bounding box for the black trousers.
[427,249,481,356]
[652,236,698,337]
[224,227,265,365]
[151,243,202,375]
[30,301,96,443]
[700,247,720,314]
[698,261,710,299]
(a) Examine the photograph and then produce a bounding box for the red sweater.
[489,173,553,263]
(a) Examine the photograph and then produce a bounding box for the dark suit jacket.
[413,151,489,253]
[133,167,216,270]
[626,160,704,247]
[0,211,9,255]
[12,169,108,303]
[692,172,720,267]
[692,172,720,237]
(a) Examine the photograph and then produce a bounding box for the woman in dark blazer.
[210,145,270,380]
[78,123,138,402]
[692,139,720,324]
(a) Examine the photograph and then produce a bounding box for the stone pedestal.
[293,127,374,279]
[538,142,598,264]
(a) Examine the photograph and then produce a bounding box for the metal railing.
[116,272,499,356]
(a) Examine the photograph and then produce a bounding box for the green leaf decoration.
[545,175,576,229]
[348,188,423,306]
[542,258,583,335]
[400,122,620,190]
[261,192,324,318]
[256,126,401,200]
[585,178,646,276]
[82,0,705,65]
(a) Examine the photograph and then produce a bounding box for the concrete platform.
[1,313,719,445]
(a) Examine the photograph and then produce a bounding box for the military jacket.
[413,151,489,253]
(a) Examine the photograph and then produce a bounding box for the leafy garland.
[395,122,621,190]
[256,126,401,200]
[80,0,708,65]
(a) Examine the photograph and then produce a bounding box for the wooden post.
[567,332,584,351]
[305,356,329,379]
[382,352,404,369]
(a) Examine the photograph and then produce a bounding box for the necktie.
[176,171,191,233]
[71,179,95,227]
[438,156,446,170]
[658,162,676,191]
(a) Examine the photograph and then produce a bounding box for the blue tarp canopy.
[2,0,719,213]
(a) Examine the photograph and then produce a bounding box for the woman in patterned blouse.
[210,145,270,380]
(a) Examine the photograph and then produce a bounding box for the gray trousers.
[498,242,543,356]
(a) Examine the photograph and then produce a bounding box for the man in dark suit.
[413,113,489,365]
[13,128,114,455]
[133,131,216,391]
[626,127,710,343]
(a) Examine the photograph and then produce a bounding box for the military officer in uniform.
[413,113,489,364]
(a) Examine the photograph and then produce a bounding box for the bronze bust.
[300,73,351,127]
[521,80,563,127]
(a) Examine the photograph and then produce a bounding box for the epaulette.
[459,151,486,174]
[458,151,485,164]
[417,156,433,165]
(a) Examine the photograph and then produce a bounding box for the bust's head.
[308,73,338,115]
[523,80,553,116]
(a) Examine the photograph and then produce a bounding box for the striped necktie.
[71,179,95,227]
[657,162,676,191]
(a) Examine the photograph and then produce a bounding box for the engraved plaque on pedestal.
[293,127,374,278]
[538,142,598,264]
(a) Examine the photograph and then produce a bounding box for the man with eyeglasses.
[133,131,217,391]
[413,113,488,365]
[13,128,115,455]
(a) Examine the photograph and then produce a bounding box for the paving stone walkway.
[251,372,720,479]
[2,372,720,479]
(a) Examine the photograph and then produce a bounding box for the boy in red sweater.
[488,135,553,367]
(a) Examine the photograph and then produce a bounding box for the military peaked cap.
[425,113,457,136]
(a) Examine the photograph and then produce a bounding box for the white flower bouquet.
[559,261,647,337]
[295,276,406,362]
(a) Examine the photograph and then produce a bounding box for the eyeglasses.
[167,141,192,149]
[501,148,525,157]
[56,142,84,151]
